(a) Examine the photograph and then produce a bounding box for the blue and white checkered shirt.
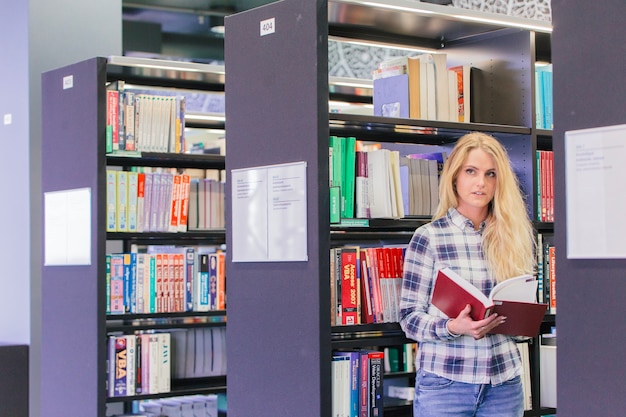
[399,207,522,385]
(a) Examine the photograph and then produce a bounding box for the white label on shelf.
[260,17,275,36]
[565,123,626,259]
[44,187,92,266]
[3,114,11,125]
[63,75,73,90]
[231,161,308,262]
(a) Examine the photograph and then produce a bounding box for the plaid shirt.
[399,207,522,385]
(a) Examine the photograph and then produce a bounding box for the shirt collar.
[447,207,486,233]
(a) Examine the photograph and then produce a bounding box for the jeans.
[413,370,524,417]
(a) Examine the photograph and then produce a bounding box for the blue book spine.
[185,247,195,311]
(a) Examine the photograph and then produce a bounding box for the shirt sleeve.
[399,227,458,342]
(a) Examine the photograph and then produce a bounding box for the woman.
[399,132,535,417]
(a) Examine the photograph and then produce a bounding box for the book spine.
[124,92,136,151]
[184,247,195,311]
[116,171,128,232]
[113,336,128,396]
[368,351,384,417]
[341,247,360,325]
[106,170,117,232]
[178,174,190,232]
[109,254,125,314]
[549,245,556,314]
[136,172,145,233]
[355,150,370,219]
[158,333,171,393]
[168,174,181,232]
[209,253,218,310]
[136,253,145,314]
[127,171,138,232]
[105,254,111,315]
[217,252,226,310]
[106,90,119,152]
[195,253,210,312]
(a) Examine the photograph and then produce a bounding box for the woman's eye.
[465,168,475,174]
[486,171,496,177]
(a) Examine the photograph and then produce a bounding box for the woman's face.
[455,148,497,220]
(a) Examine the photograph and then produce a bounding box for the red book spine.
[341,247,360,325]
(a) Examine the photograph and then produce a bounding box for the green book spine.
[342,136,357,219]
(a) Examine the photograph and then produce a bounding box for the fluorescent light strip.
[330,36,436,53]
[449,13,552,33]
[186,113,225,122]
[359,1,552,33]
[108,56,226,75]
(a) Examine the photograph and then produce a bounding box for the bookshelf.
[224,1,553,417]
[40,56,227,417]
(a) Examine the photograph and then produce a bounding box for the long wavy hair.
[433,132,536,282]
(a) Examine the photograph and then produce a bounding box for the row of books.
[535,64,554,130]
[107,169,225,233]
[136,394,219,417]
[108,333,171,397]
[170,327,227,379]
[331,245,406,326]
[329,135,447,221]
[373,53,472,123]
[536,150,554,222]
[106,81,186,154]
[383,343,416,374]
[106,249,226,315]
[332,350,384,417]
[537,234,556,314]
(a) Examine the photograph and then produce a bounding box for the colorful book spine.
[127,171,138,232]
[106,170,117,232]
[106,90,119,152]
[109,254,125,314]
[116,171,128,232]
[341,247,360,325]
[136,172,145,233]
[184,247,195,311]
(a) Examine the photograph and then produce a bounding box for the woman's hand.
[446,304,506,340]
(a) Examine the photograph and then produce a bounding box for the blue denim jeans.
[413,370,524,417]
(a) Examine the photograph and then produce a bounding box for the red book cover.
[432,268,548,337]
[178,174,191,231]
[341,247,360,325]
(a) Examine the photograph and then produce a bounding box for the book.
[360,350,384,417]
[334,351,360,417]
[432,267,548,337]
[342,136,357,219]
[116,171,128,232]
[340,246,360,325]
[106,170,117,232]
[448,64,472,122]
[373,73,410,118]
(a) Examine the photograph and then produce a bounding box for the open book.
[431,267,548,337]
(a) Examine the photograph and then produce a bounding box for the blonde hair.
[434,132,535,282]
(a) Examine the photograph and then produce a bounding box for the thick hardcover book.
[359,350,384,417]
[341,247,361,325]
[432,267,548,337]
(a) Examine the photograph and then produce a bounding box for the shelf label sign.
[44,187,91,266]
[260,17,275,36]
[63,75,73,90]
[231,161,308,262]
[565,124,626,258]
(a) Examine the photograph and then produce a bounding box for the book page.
[490,275,537,302]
